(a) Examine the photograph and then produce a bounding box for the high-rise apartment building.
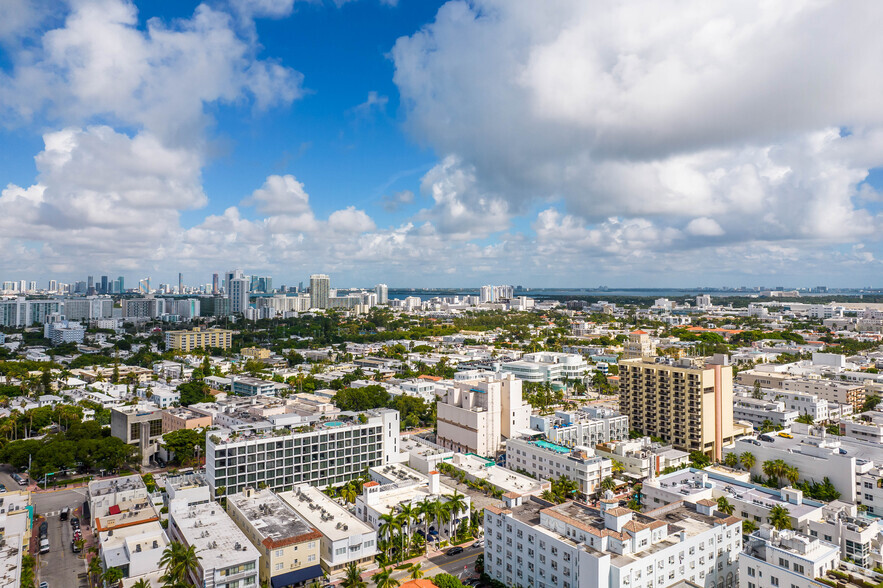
[117,275,125,293]
[100,275,108,294]
[229,277,250,314]
[374,283,388,304]
[436,373,531,457]
[618,356,737,460]
[138,277,150,294]
[178,272,183,294]
[48,280,57,292]
[309,274,330,309]
[212,273,219,294]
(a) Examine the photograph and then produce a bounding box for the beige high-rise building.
[623,329,656,358]
[618,356,738,460]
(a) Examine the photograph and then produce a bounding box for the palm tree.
[378,513,401,562]
[742,519,759,534]
[102,566,124,588]
[406,562,424,580]
[769,505,792,530]
[435,500,452,540]
[397,503,415,556]
[600,476,617,492]
[340,482,358,504]
[716,496,735,516]
[722,453,739,469]
[131,580,151,588]
[160,541,202,585]
[371,566,400,588]
[784,465,800,487]
[341,564,366,588]
[417,499,434,554]
[87,556,102,584]
[740,452,756,472]
[446,491,467,536]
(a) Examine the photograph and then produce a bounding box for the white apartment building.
[733,396,799,429]
[62,296,113,320]
[206,409,400,497]
[806,503,882,568]
[505,437,612,497]
[164,472,211,509]
[355,468,470,540]
[500,352,588,383]
[436,373,531,457]
[484,495,742,588]
[725,434,857,502]
[229,277,251,314]
[0,297,61,327]
[530,408,629,448]
[99,522,169,585]
[782,379,864,410]
[740,528,839,588]
[642,470,826,532]
[169,500,261,588]
[280,484,378,574]
[593,437,689,478]
[759,389,832,422]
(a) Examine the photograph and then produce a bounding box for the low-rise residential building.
[162,406,213,432]
[505,437,613,497]
[227,488,324,587]
[484,495,742,588]
[169,500,261,588]
[231,375,281,397]
[164,472,212,509]
[88,475,161,534]
[806,503,882,569]
[593,437,689,478]
[164,327,233,351]
[740,528,839,588]
[529,407,629,448]
[733,396,799,429]
[0,489,32,588]
[440,452,549,497]
[99,521,169,585]
[280,484,378,574]
[241,347,271,360]
[355,468,470,540]
[782,379,865,410]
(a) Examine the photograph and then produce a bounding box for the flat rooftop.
[448,454,545,495]
[165,472,208,492]
[172,501,260,567]
[279,485,374,541]
[89,474,147,497]
[228,489,319,544]
[101,521,168,569]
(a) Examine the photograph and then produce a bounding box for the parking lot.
[37,511,88,588]
[32,488,91,588]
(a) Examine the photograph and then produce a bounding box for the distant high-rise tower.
[375,283,388,304]
[310,274,330,309]
[225,269,244,294]
[229,277,250,314]
[100,275,108,294]
[178,273,184,294]
[48,280,57,292]
[117,276,125,293]
[87,275,94,293]
[212,273,219,295]
[139,277,150,294]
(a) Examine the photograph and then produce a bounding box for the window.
[274,549,283,557]
[274,563,283,571]
[771,577,779,587]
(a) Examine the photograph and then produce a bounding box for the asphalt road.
[0,464,28,491]
[32,487,89,518]
[388,546,483,585]
[38,509,88,588]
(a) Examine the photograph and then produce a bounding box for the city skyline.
[1,1,882,287]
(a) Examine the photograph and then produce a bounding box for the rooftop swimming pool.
[533,439,571,454]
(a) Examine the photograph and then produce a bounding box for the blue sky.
[1,0,883,288]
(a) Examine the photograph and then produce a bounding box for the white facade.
[436,373,530,457]
[500,352,588,383]
[280,484,378,573]
[530,408,629,448]
[169,500,261,588]
[206,409,400,497]
[374,283,388,304]
[505,437,612,496]
[229,277,250,314]
[740,528,839,588]
[485,497,742,588]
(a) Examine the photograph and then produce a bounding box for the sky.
[1,0,883,289]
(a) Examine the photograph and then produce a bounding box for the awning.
[108,505,121,515]
[270,564,323,588]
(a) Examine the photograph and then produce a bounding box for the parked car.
[11,473,26,486]
[447,546,464,556]
[71,540,81,553]
[70,516,80,529]
[777,432,793,439]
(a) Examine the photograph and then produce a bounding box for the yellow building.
[164,327,232,351]
[226,488,324,588]
[619,356,737,460]
[241,347,271,360]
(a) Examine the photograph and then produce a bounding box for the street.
[29,487,92,588]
